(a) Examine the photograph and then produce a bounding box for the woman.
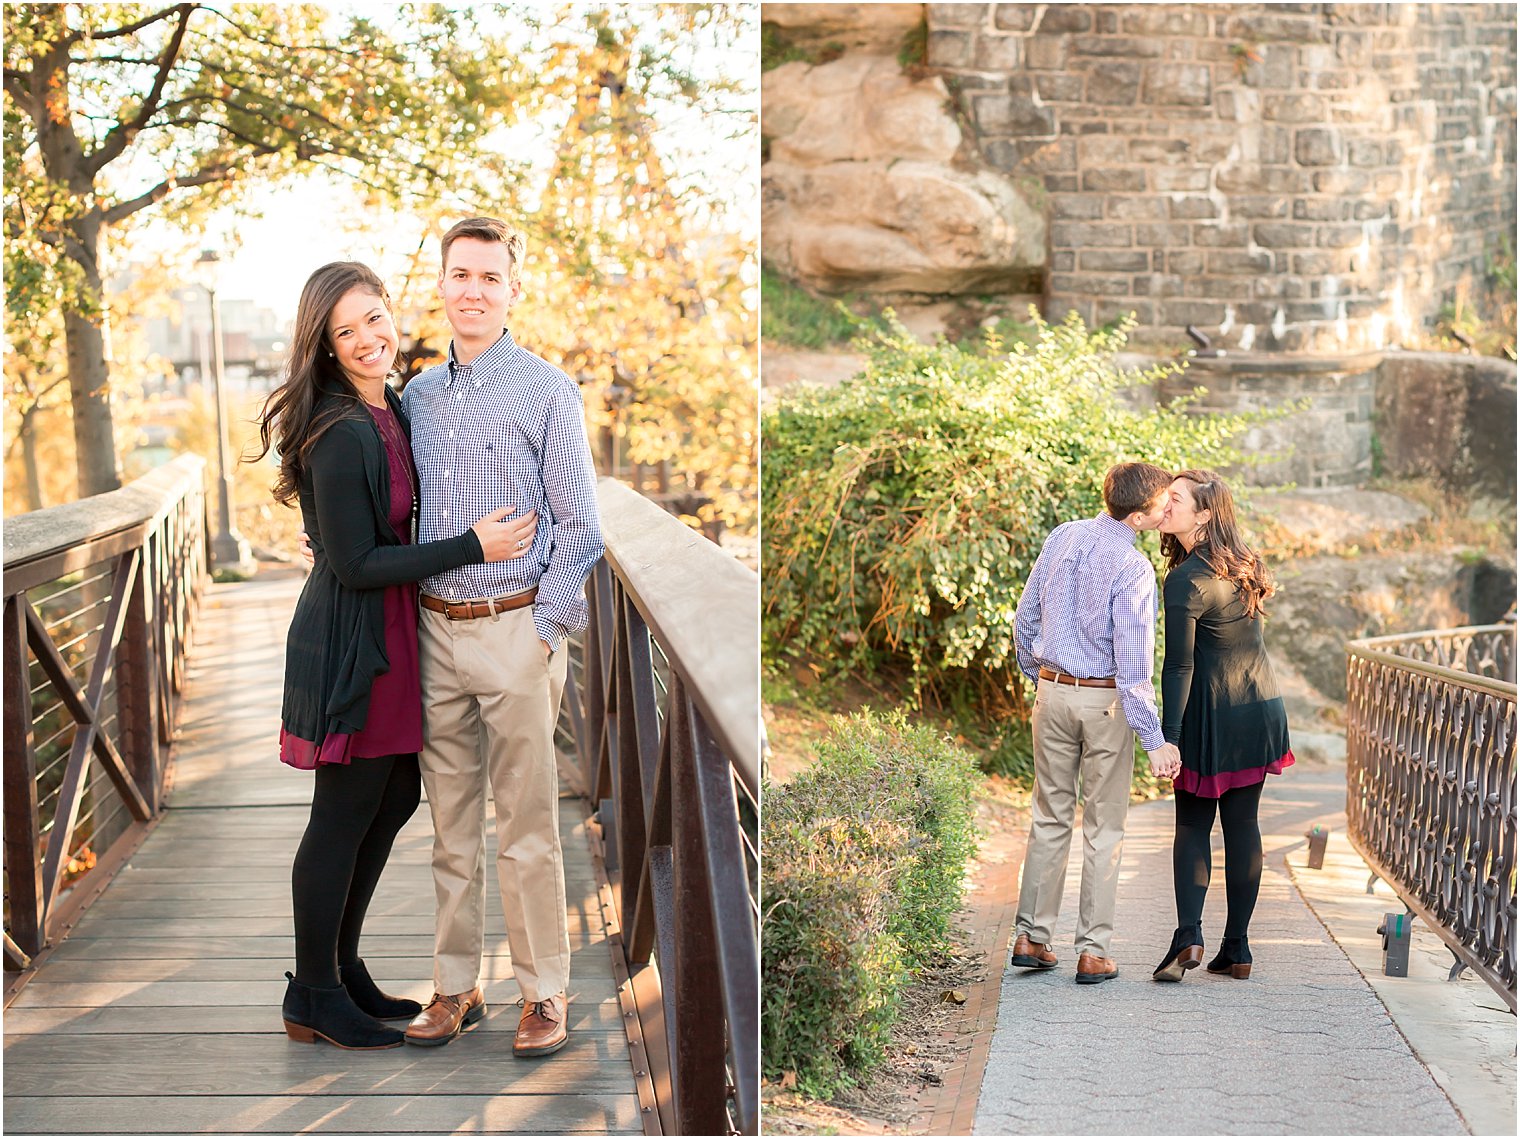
[1151,470,1293,983]
[253,262,536,1048]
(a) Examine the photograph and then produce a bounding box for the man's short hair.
[440,216,525,282]
[1103,462,1173,519]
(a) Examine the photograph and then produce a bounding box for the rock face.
[763,54,1045,295]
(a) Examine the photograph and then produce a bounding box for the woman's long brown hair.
[250,262,399,507]
[1160,469,1277,618]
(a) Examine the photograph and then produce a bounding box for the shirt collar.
[445,328,516,388]
[1093,511,1141,546]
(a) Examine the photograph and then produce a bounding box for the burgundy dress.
[279,402,423,768]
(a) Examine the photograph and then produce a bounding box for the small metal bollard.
[1305,824,1330,869]
[1377,911,1414,977]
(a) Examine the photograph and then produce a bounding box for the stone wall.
[926,3,1517,352]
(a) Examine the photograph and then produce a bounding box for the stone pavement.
[974,762,1470,1136]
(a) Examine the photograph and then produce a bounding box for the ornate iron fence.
[1345,624,1516,1010]
[559,478,759,1135]
[3,456,207,974]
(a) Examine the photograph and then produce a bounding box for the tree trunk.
[20,406,44,512]
[63,211,121,498]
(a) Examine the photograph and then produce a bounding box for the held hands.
[1147,742,1182,780]
[473,508,538,562]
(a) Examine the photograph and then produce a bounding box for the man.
[399,217,604,1053]
[1008,462,1180,985]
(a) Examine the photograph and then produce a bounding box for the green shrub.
[761,308,1275,709]
[761,710,980,1095]
[760,267,872,349]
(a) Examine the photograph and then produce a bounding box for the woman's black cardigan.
[281,389,483,748]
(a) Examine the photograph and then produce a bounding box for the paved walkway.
[974,763,1470,1135]
[3,573,643,1134]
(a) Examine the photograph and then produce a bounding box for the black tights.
[291,754,421,987]
[1172,781,1264,938]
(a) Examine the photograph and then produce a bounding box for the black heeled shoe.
[1206,936,1253,979]
[1152,924,1205,982]
[282,972,405,1049]
[340,959,423,1021]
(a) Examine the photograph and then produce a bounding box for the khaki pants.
[417,604,570,1001]
[1014,679,1135,958]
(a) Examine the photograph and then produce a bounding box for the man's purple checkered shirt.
[1013,512,1164,752]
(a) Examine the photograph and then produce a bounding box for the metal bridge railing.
[1345,624,1516,1010]
[3,456,207,975]
[558,478,758,1135]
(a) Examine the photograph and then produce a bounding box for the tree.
[4,3,529,497]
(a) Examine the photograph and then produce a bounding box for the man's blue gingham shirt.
[401,328,604,649]
[1013,512,1164,751]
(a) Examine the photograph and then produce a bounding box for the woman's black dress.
[1160,551,1293,797]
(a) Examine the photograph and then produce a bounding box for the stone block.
[974,93,1056,136]
[1207,250,1275,274]
[1193,221,1250,247]
[1025,34,1069,70]
[1335,29,1372,68]
[1351,199,1391,221]
[975,31,1023,71]
[1164,300,1229,326]
[1079,133,1130,164]
[1121,8,1209,36]
[1082,167,1147,192]
[1132,273,1186,297]
[1169,196,1219,220]
[1048,173,1079,191]
[1228,195,1287,218]
[1134,222,1193,245]
[1128,136,1192,163]
[928,3,984,27]
[1049,221,1134,247]
[1293,198,1350,221]
[1036,73,1085,101]
[1296,127,1344,165]
[1051,249,1076,270]
[1095,9,1119,34]
[1096,297,1156,325]
[1215,164,1308,194]
[1106,195,1167,220]
[1168,250,1206,274]
[993,4,1038,32]
[1346,137,1386,167]
[1263,93,1328,121]
[1019,135,1078,171]
[979,137,1020,172]
[1316,225,1365,249]
[1071,35,1164,58]
[1080,249,1151,272]
[1035,5,1091,33]
[1146,63,1212,107]
[1292,251,1350,275]
[1226,11,1332,44]
[1253,222,1316,248]
[1260,125,1294,165]
[1086,60,1142,104]
[1151,167,1210,192]
[1051,193,1104,220]
[927,29,975,68]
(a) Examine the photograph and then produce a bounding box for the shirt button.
[442,509,448,518]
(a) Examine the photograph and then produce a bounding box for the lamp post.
[195,249,256,576]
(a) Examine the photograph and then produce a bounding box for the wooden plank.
[44,935,515,961]
[4,999,628,1037]
[3,595,43,959]
[2,1032,637,1095]
[1,1093,641,1134]
[8,975,619,1010]
[53,914,606,940]
[29,945,617,984]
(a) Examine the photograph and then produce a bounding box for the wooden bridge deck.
[3,572,644,1134]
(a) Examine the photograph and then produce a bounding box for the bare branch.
[86,4,196,175]
[3,65,32,102]
[84,5,196,42]
[100,156,260,224]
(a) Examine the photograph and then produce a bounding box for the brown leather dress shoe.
[405,988,486,1047]
[1075,953,1119,985]
[1010,933,1059,970]
[513,993,568,1057]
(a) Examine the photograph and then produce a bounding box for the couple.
[252,217,604,1052]
[1008,461,1293,985]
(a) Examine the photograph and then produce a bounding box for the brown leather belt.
[1039,667,1117,689]
[421,589,536,621]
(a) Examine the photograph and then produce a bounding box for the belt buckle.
[445,600,466,621]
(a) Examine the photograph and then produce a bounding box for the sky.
[123,5,759,325]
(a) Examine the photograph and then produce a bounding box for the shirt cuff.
[533,609,566,652]
[1137,726,1166,752]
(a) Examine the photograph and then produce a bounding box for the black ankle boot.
[282,972,405,1048]
[1207,936,1253,979]
[339,959,423,1021]
[1152,923,1205,981]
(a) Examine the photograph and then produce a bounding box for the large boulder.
[763,54,1045,295]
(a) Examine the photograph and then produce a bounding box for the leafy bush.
[761,309,1270,709]
[761,711,980,1096]
[760,267,872,349]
